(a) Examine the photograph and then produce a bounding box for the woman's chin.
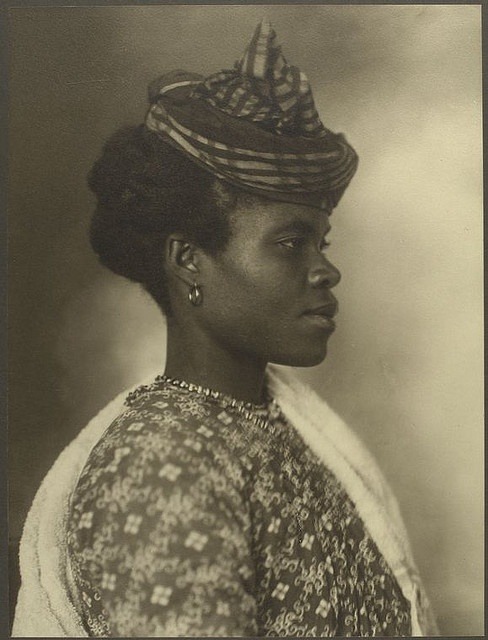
[270,344,329,368]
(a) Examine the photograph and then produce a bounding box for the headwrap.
[145,18,358,210]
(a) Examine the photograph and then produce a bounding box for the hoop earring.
[188,283,203,307]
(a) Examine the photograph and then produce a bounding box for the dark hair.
[88,125,248,314]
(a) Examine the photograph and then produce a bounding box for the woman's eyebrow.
[272,220,316,235]
[271,219,331,237]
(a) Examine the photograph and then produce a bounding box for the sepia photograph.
[7,3,483,637]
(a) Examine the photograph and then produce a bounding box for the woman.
[13,19,438,637]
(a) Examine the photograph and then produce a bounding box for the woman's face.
[194,198,341,368]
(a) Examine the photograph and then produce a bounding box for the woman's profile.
[12,18,438,637]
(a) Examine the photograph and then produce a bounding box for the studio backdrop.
[8,4,483,635]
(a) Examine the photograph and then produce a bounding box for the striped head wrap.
[145,18,358,211]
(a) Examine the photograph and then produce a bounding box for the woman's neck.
[164,319,267,405]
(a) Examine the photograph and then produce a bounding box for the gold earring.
[188,283,203,306]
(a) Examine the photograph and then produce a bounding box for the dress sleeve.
[67,411,258,637]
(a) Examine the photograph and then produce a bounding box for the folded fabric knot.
[192,18,326,138]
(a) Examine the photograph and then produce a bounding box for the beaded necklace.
[125,374,282,428]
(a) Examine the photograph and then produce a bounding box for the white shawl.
[12,365,437,637]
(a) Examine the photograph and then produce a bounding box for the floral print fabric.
[67,381,411,637]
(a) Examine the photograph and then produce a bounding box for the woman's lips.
[302,305,338,331]
[304,314,336,331]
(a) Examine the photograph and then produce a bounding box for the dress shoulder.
[74,386,250,498]
[67,388,257,637]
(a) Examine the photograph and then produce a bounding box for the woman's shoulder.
[66,387,257,637]
[69,387,250,518]
[86,386,245,464]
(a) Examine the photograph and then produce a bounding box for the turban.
[145,18,358,210]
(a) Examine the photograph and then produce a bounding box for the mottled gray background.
[8,5,483,634]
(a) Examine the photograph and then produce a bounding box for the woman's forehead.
[231,199,332,235]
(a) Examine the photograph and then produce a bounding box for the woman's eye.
[278,237,305,250]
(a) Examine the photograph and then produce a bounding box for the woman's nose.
[308,257,341,288]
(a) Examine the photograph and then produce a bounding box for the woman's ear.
[165,233,200,285]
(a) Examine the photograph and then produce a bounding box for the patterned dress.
[67,380,412,637]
